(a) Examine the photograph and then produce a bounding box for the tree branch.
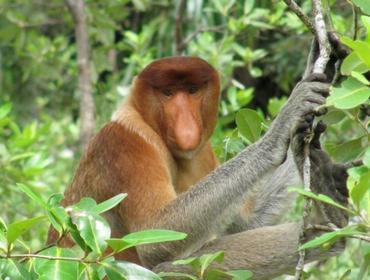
[312,0,332,74]
[65,0,95,151]
[282,0,316,34]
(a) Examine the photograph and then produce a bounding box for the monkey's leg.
[154,222,343,280]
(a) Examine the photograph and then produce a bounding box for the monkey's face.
[135,56,220,159]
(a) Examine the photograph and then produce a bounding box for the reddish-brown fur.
[47,57,220,264]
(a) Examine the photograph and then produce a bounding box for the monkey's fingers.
[332,163,350,199]
[311,121,327,149]
[304,73,328,83]
[314,106,328,117]
[328,32,349,59]
[343,159,364,169]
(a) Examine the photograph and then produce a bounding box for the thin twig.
[179,25,226,51]
[352,5,359,40]
[0,253,96,263]
[282,0,316,34]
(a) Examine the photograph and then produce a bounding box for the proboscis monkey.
[48,51,351,279]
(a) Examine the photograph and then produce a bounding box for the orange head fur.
[131,56,220,159]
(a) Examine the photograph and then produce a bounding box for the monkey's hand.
[291,118,352,228]
[267,74,330,165]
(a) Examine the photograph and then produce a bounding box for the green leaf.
[362,16,370,43]
[0,217,7,232]
[47,206,69,234]
[351,71,370,85]
[236,109,263,143]
[341,36,370,67]
[353,0,370,15]
[267,97,287,117]
[339,269,352,280]
[364,147,370,168]
[350,171,370,207]
[70,210,111,254]
[320,109,346,125]
[73,197,97,211]
[327,77,370,109]
[341,52,370,75]
[107,229,186,253]
[47,193,64,207]
[0,259,27,279]
[92,193,127,214]
[7,216,46,244]
[17,183,48,209]
[80,264,102,280]
[227,269,253,280]
[103,261,161,280]
[325,136,367,162]
[244,0,255,14]
[158,272,197,280]
[173,251,225,278]
[288,188,354,214]
[173,256,198,266]
[299,226,363,250]
[198,251,224,277]
[33,247,82,280]
[0,102,12,119]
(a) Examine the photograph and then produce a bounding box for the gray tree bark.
[66,0,95,151]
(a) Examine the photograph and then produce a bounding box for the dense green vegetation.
[0,0,369,279]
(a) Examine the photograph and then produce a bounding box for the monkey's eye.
[188,86,198,94]
[162,89,173,96]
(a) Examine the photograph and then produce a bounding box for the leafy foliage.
[0,0,369,279]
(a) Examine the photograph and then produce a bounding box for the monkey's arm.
[154,118,350,280]
[129,76,330,267]
[225,149,300,234]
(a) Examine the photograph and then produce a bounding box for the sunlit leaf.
[73,197,97,211]
[92,193,127,214]
[7,216,46,244]
[352,0,370,15]
[158,272,197,280]
[236,109,263,143]
[0,259,27,279]
[341,37,370,67]
[199,251,224,277]
[17,183,48,209]
[288,188,354,214]
[364,147,370,168]
[227,269,253,280]
[70,211,110,254]
[350,171,370,207]
[103,261,161,280]
[327,77,370,109]
[33,247,82,280]
[299,226,364,250]
[341,52,370,75]
[107,229,186,253]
